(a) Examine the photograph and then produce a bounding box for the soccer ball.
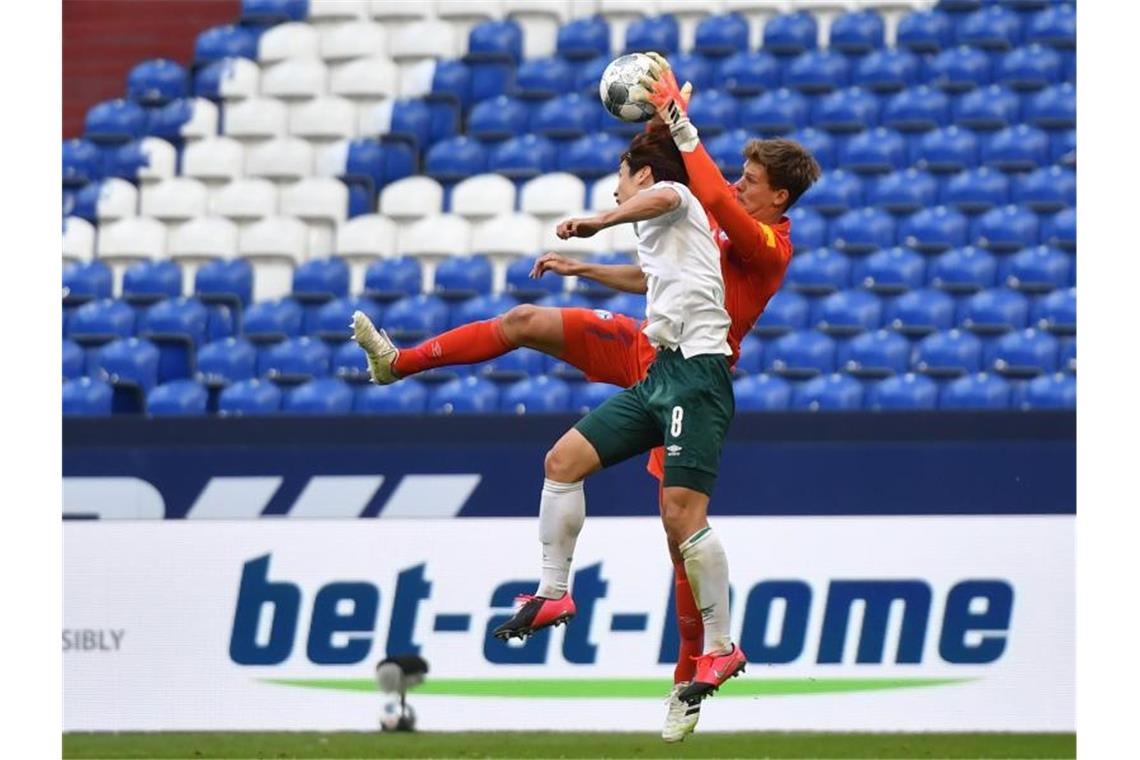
[379,696,416,732]
[599,53,656,123]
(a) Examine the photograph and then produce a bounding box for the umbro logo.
[666,444,683,456]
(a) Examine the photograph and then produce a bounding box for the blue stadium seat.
[706,129,752,179]
[926,45,991,92]
[535,292,592,310]
[1017,372,1075,409]
[1031,286,1075,335]
[1040,207,1075,253]
[1001,245,1071,293]
[102,138,171,182]
[451,293,519,328]
[912,328,983,377]
[139,297,211,381]
[735,334,765,375]
[753,290,810,337]
[1012,166,1075,214]
[557,15,610,60]
[985,327,1058,378]
[885,288,956,336]
[982,125,1050,172]
[573,252,634,298]
[719,51,783,97]
[122,260,182,305]
[383,295,449,344]
[731,372,792,411]
[939,372,1011,409]
[854,246,926,294]
[146,97,216,146]
[261,336,331,385]
[68,298,135,347]
[838,329,910,378]
[63,377,113,416]
[840,128,906,175]
[505,256,563,301]
[941,167,1010,214]
[898,10,955,54]
[242,298,303,343]
[85,99,148,144]
[63,261,113,306]
[196,337,257,389]
[283,378,353,415]
[913,126,978,173]
[425,137,488,183]
[972,204,1039,251]
[1059,337,1075,374]
[865,373,939,410]
[668,53,717,93]
[881,86,951,133]
[195,258,254,314]
[959,288,1030,334]
[741,88,810,135]
[866,169,937,215]
[126,59,187,107]
[490,134,558,180]
[434,256,494,301]
[787,206,828,251]
[811,87,879,134]
[353,380,430,414]
[953,84,1021,130]
[853,49,920,93]
[601,292,647,319]
[559,133,626,178]
[900,205,969,253]
[765,330,836,378]
[830,9,885,55]
[957,5,1024,51]
[687,90,739,136]
[785,247,850,295]
[467,19,523,63]
[63,338,84,380]
[478,347,546,383]
[515,57,576,100]
[785,50,850,94]
[1025,82,1076,130]
[928,245,998,293]
[694,12,749,57]
[314,297,384,343]
[331,339,368,384]
[63,139,102,187]
[363,257,422,303]
[801,169,863,217]
[574,55,611,99]
[501,376,572,414]
[831,208,896,254]
[935,0,983,12]
[791,373,864,411]
[94,337,160,413]
[1027,4,1076,49]
[815,290,882,336]
[763,11,818,56]
[1051,128,1076,168]
[996,44,1061,91]
[570,382,622,413]
[625,14,680,55]
[427,376,500,414]
[194,24,260,64]
[146,379,208,416]
[386,99,433,151]
[293,257,350,308]
[785,127,836,171]
[218,378,281,415]
[469,96,531,141]
[240,0,305,25]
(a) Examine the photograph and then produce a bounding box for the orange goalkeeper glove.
[639,52,699,153]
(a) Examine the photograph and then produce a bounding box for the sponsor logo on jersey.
[592,309,613,320]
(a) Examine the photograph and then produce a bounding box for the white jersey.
[632,181,731,358]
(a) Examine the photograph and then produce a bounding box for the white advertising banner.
[63,516,1074,732]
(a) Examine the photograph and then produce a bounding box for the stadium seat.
[881,85,951,132]
[787,206,828,251]
[99,216,166,267]
[140,177,209,222]
[126,58,187,107]
[210,178,278,226]
[521,173,588,222]
[1031,287,1075,335]
[801,169,864,217]
[383,294,450,343]
[93,337,160,413]
[840,127,907,174]
[1017,372,1075,409]
[762,11,818,56]
[733,373,792,411]
[624,14,680,56]
[63,261,113,307]
[105,138,178,185]
[982,125,1051,172]
[601,292,647,320]
[291,256,350,305]
[741,88,811,135]
[831,208,896,254]
[808,88,882,137]
[1025,82,1076,131]
[63,377,114,416]
[865,372,939,412]
[784,127,836,172]
[218,378,283,415]
[885,287,956,336]
[718,51,783,97]
[315,296,384,344]
[952,84,1019,132]
[318,18,385,59]
[469,95,531,141]
[196,337,258,390]
[735,333,765,376]
[958,4,1023,51]
[928,245,997,294]
[486,134,558,181]
[363,256,422,302]
[940,167,1009,214]
[1058,336,1075,374]
[446,174,516,222]
[146,379,209,416]
[854,246,926,294]
[995,44,1062,91]
[535,293,592,311]
[692,12,749,57]
[785,247,850,295]
[329,56,399,105]
[64,338,85,380]
[557,15,612,60]
[984,327,1058,378]
[280,178,349,228]
[786,50,850,94]
[63,138,102,188]
[569,382,622,413]
[399,215,472,287]
[353,380,430,414]
[687,89,740,136]
[959,288,1030,334]
[427,376,500,414]
[85,99,148,144]
[866,169,937,215]
[243,297,304,344]
[504,256,563,301]
[137,297,210,380]
[899,205,969,253]
[1027,3,1075,49]
[122,260,181,305]
[558,133,627,179]
[830,9,886,54]
[378,177,444,226]
[75,178,139,223]
[181,138,244,186]
[765,330,836,379]
[290,96,357,143]
[433,255,494,301]
[973,204,1039,251]
[912,126,978,173]
[225,96,289,143]
[897,10,955,55]
[470,213,544,288]
[245,137,315,184]
[939,372,1011,409]
[838,328,910,378]
[193,259,253,317]
[238,215,308,300]
[501,376,572,414]
[926,45,990,92]
[389,20,461,63]
[1051,128,1076,169]
[242,0,307,25]
[148,97,220,144]
[816,290,883,336]
[425,136,489,183]
[257,21,319,64]
[752,290,810,337]
[194,57,260,102]
[514,56,576,99]
[282,377,353,414]
[260,336,332,384]
[853,48,921,93]
[1012,166,1076,214]
[63,217,96,265]
[1001,245,1071,293]
[912,328,983,377]
[168,217,239,271]
[791,373,864,412]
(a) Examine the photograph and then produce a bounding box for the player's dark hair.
[743,138,821,210]
[622,130,689,186]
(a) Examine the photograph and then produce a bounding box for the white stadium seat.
[503,0,570,58]
[320,21,387,61]
[399,214,472,290]
[238,215,309,300]
[246,138,315,184]
[436,1,504,56]
[388,21,460,62]
[289,95,357,142]
[63,216,96,264]
[179,98,220,141]
[182,137,245,185]
[210,178,278,226]
[309,0,368,26]
[98,216,167,263]
[330,56,399,102]
[471,212,543,291]
[356,99,396,139]
[397,59,439,99]
[521,173,588,221]
[541,210,613,258]
[261,58,328,101]
[312,139,351,179]
[136,138,177,184]
[94,178,138,222]
[280,178,349,226]
[379,176,444,222]
[223,97,288,143]
[589,172,620,211]
[168,216,239,260]
[140,177,210,223]
[368,0,430,22]
[258,22,320,63]
[450,174,518,221]
[335,213,398,292]
[211,57,260,101]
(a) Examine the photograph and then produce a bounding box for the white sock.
[536,478,585,599]
[680,526,732,655]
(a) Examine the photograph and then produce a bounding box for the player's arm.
[530,253,647,294]
[555,186,681,239]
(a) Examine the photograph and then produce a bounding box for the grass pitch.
[62,731,1075,759]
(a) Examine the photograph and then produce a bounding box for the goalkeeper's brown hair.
[622,130,690,186]
[743,138,821,210]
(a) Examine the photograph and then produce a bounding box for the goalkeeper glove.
[639,52,699,153]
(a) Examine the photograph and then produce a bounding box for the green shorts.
[574,348,735,496]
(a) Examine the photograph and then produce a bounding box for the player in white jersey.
[492,130,746,705]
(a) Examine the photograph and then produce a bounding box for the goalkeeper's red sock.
[391,318,515,377]
[673,559,705,685]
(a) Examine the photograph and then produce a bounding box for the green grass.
[62,731,1076,759]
